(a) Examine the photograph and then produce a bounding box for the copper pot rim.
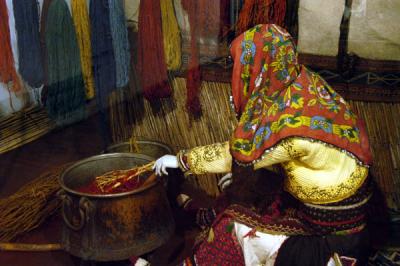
[104,140,173,154]
[59,153,160,198]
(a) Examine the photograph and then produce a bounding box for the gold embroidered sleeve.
[254,138,305,170]
[186,142,232,174]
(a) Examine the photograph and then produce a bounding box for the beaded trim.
[331,223,366,236]
[229,95,235,113]
[229,94,241,120]
[177,149,190,172]
[182,198,193,209]
[303,193,372,211]
[233,135,370,168]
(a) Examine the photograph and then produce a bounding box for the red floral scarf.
[230,24,372,165]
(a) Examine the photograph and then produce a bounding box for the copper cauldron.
[58,153,175,261]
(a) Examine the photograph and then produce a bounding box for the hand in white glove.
[153,155,178,176]
[218,172,233,191]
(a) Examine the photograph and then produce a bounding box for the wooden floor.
[0,113,208,266]
[0,113,105,197]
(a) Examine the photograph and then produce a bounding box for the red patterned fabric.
[189,203,308,266]
[194,216,245,265]
[230,24,372,165]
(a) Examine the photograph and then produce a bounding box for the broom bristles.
[0,165,66,242]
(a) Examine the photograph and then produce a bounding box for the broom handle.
[0,243,62,251]
[99,161,155,178]
[96,161,156,191]
[126,161,155,180]
[141,173,158,187]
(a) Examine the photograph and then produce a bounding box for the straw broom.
[0,165,66,242]
[95,161,155,192]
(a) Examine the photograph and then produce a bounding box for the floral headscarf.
[230,24,372,165]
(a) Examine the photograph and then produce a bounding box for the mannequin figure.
[153,24,373,266]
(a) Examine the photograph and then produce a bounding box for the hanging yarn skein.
[39,0,53,104]
[182,0,220,116]
[182,0,202,116]
[269,0,286,26]
[108,0,130,89]
[219,0,231,38]
[160,0,182,71]
[12,0,44,89]
[137,0,171,101]
[235,0,286,36]
[71,0,95,100]
[45,0,86,126]
[90,0,117,108]
[0,0,22,93]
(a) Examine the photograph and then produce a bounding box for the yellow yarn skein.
[161,0,182,71]
[71,0,95,99]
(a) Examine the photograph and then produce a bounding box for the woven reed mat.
[109,77,236,196]
[350,101,400,210]
[0,106,55,154]
[110,77,400,209]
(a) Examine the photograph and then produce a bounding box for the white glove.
[153,155,178,176]
[131,257,150,266]
[218,172,233,191]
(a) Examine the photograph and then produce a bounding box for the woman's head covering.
[230,24,372,165]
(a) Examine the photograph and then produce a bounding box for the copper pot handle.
[58,191,91,231]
